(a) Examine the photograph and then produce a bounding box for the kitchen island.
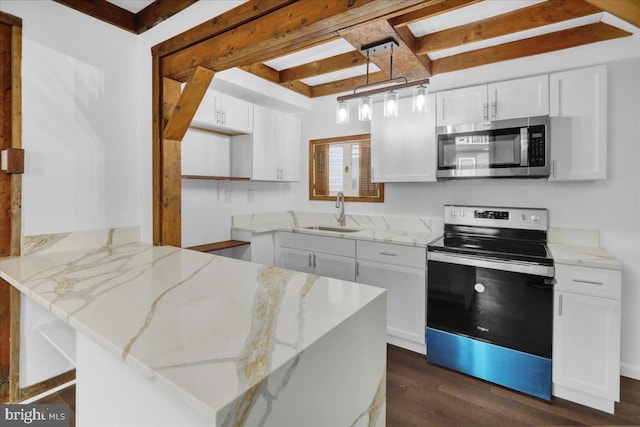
[0,228,386,426]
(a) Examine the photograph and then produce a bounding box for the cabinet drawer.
[555,264,621,300]
[357,241,426,269]
[277,232,355,258]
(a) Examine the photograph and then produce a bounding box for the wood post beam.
[585,0,640,29]
[388,0,481,28]
[279,51,368,83]
[309,71,389,98]
[239,63,312,97]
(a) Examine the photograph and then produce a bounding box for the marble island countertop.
[0,229,386,423]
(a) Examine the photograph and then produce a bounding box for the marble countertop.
[0,238,385,421]
[548,243,623,270]
[232,211,444,247]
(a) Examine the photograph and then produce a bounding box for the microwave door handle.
[520,127,529,166]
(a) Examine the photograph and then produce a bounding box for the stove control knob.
[459,211,465,217]
[530,215,540,221]
[521,214,527,221]
[451,210,457,217]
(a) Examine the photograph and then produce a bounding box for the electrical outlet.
[247,189,255,203]
[225,188,232,203]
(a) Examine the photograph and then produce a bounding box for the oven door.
[427,253,554,358]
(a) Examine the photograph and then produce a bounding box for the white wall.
[293,56,640,378]
[0,0,140,235]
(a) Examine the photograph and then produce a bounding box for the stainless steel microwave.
[436,116,549,179]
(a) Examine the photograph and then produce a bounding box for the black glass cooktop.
[428,234,553,265]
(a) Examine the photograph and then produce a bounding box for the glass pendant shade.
[358,97,373,121]
[336,100,349,124]
[412,84,428,112]
[383,90,399,118]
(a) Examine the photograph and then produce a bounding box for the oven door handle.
[427,251,554,277]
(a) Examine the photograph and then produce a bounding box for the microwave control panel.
[528,126,546,167]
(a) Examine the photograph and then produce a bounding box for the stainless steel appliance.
[436,116,549,179]
[426,205,554,400]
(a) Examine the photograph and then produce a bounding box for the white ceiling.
[106,0,155,13]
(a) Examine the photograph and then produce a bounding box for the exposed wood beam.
[431,22,631,75]
[160,0,429,81]
[585,0,640,29]
[340,19,432,79]
[416,0,603,55]
[240,63,312,97]
[279,51,367,83]
[135,0,198,33]
[52,0,137,33]
[389,0,481,28]
[393,24,433,78]
[162,78,182,122]
[163,66,215,141]
[310,71,388,98]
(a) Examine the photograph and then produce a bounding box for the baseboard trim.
[621,363,640,380]
[387,334,426,355]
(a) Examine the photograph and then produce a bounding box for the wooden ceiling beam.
[310,71,388,98]
[52,0,136,33]
[240,63,312,97]
[159,0,429,81]
[339,19,432,79]
[431,22,631,75]
[389,0,481,28]
[416,0,603,55]
[279,51,367,83]
[585,0,640,29]
[135,0,198,34]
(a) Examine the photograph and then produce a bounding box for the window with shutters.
[309,134,384,202]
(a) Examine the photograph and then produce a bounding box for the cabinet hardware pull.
[552,159,557,178]
[222,111,226,125]
[379,252,397,256]
[483,103,488,120]
[573,279,603,286]
[313,254,317,269]
[308,253,312,268]
[216,109,221,124]
[558,294,563,316]
[356,262,360,277]
[491,101,497,119]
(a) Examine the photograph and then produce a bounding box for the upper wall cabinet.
[192,89,253,135]
[371,94,437,182]
[549,65,607,181]
[235,104,300,182]
[436,75,549,126]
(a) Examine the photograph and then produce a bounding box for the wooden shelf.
[185,240,250,253]
[181,175,250,181]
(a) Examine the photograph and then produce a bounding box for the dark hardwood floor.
[34,345,640,427]
[387,344,640,427]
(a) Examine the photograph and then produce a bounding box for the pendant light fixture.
[336,38,429,124]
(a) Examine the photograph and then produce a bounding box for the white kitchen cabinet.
[192,89,253,134]
[246,105,300,182]
[276,232,356,282]
[371,94,437,182]
[553,263,621,414]
[436,75,549,126]
[549,65,607,181]
[355,240,426,354]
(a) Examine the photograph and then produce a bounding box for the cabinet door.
[251,105,278,180]
[276,113,300,182]
[371,95,436,182]
[356,260,426,345]
[549,65,607,181]
[553,291,620,401]
[191,89,219,129]
[220,93,253,134]
[314,252,356,282]
[488,75,549,121]
[436,85,488,126]
[279,247,313,274]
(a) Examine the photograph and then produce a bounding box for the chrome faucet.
[336,191,345,226]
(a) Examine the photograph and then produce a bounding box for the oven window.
[427,260,553,358]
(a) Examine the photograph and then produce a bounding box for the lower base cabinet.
[356,241,426,354]
[552,264,621,414]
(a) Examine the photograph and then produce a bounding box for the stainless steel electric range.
[426,205,555,400]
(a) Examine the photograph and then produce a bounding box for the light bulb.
[412,84,428,112]
[336,100,349,124]
[384,90,399,118]
[358,97,372,121]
